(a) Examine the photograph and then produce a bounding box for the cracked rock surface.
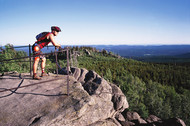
[0,68,129,126]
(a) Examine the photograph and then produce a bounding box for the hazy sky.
[0,0,190,46]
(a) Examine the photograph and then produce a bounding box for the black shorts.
[32,43,45,59]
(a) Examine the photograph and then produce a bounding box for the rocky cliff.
[0,68,186,126]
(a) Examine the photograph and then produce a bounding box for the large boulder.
[146,115,161,123]
[124,111,147,125]
[0,68,129,126]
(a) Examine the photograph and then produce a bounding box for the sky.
[0,0,190,46]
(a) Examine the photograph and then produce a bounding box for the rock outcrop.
[0,68,128,126]
[0,69,186,126]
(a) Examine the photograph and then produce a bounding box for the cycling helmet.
[51,26,61,32]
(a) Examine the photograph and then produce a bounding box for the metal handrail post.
[29,44,32,76]
[66,47,69,96]
[55,50,58,75]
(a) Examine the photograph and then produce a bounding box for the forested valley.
[1,45,190,125]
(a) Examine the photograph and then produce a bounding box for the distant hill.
[175,52,190,58]
[4,44,190,58]
[91,45,190,57]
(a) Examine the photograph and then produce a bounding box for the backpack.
[36,32,49,41]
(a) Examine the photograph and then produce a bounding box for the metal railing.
[0,44,70,95]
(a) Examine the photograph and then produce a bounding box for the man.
[32,26,61,80]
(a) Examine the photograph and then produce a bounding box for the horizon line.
[1,43,190,47]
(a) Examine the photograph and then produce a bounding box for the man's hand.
[55,46,60,50]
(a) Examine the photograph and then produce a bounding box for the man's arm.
[49,34,61,48]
